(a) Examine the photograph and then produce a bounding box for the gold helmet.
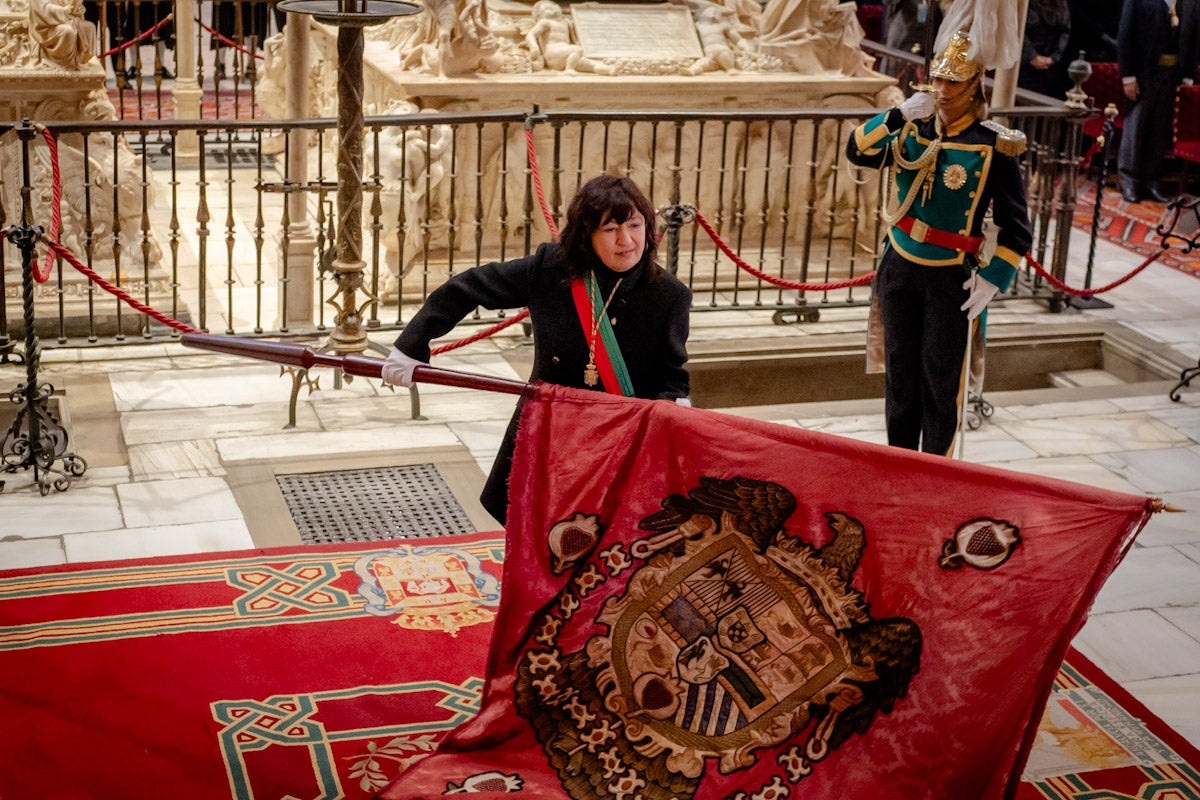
[930,30,984,83]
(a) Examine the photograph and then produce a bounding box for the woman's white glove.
[960,275,1000,320]
[381,346,425,388]
[899,90,937,121]
[674,396,693,407]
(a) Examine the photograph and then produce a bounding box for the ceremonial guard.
[846,28,1032,456]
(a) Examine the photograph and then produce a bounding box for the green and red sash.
[570,276,634,396]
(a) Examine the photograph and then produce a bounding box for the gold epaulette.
[981,120,1027,157]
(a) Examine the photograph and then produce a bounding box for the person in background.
[381,174,692,525]
[1067,0,1120,62]
[1018,0,1072,98]
[1117,0,1199,203]
[880,0,946,80]
[845,30,1033,457]
[210,0,275,81]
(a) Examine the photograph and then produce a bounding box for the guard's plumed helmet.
[930,30,984,83]
[930,28,987,117]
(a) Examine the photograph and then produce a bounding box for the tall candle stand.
[1,121,87,495]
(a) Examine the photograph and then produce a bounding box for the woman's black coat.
[395,242,691,523]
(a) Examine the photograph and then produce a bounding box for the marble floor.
[1,222,1199,752]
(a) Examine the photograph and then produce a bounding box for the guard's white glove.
[381,346,425,388]
[674,396,693,407]
[899,90,937,122]
[961,275,1000,320]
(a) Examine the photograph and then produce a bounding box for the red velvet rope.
[99,14,174,59]
[430,310,529,355]
[692,209,877,291]
[525,128,559,241]
[428,128,554,355]
[1024,248,1163,297]
[35,127,62,284]
[44,227,521,351]
[1079,138,1102,171]
[196,18,265,60]
[47,240,203,334]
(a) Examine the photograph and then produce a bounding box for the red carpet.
[1073,179,1200,280]
[0,534,504,800]
[1,535,1197,800]
[1016,651,1200,799]
[107,86,264,121]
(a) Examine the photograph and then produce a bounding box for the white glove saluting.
[899,90,937,122]
[960,274,1000,320]
[381,346,426,388]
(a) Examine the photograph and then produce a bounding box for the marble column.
[278,14,317,329]
[172,0,203,159]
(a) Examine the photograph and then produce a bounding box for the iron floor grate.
[138,141,275,171]
[276,464,476,544]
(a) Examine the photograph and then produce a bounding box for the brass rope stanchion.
[1,121,87,495]
[1070,103,1118,311]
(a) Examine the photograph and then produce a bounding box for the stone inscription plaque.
[570,3,703,60]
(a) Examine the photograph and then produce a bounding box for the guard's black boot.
[1147,183,1175,203]
[1119,178,1143,203]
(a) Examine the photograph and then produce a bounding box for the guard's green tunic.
[848,107,1032,288]
[846,107,1033,455]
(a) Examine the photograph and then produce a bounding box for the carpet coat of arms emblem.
[354,544,502,636]
[514,476,923,798]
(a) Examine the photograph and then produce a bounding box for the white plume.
[934,0,1023,71]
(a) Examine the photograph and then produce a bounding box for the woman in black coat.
[382,174,692,525]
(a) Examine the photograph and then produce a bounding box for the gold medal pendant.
[583,272,622,391]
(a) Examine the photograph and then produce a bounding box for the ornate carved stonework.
[267,0,897,295]
[1,0,168,337]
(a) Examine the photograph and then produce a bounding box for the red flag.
[381,385,1153,800]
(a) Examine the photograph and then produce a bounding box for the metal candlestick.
[275,0,421,355]
[1,121,87,495]
[1157,195,1200,401]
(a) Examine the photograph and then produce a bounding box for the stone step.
[686,319,1181,408]
[1048,369,1127,388]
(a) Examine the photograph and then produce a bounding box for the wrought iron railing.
[90,0,279,122]
[0,100,1087,352]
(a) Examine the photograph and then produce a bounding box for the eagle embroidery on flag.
[514,484,922,797]
[380,385,1154,800]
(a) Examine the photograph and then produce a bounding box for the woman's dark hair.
[559,174,659,279]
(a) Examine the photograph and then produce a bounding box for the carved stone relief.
[28,0,94,70]
[0,0,166,335]
[266,0,894,294]
[364,98,455,290]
